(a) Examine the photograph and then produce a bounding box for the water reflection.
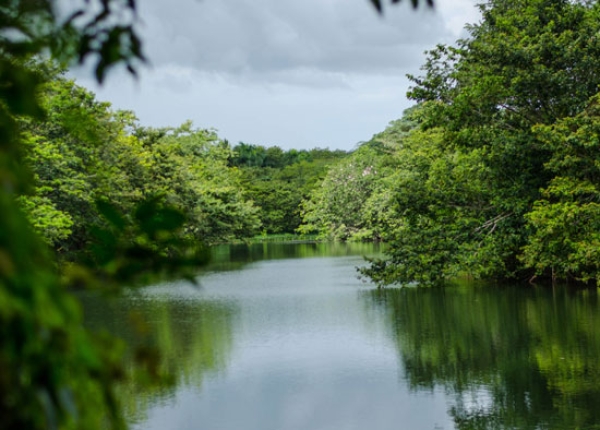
[81,243,600,430]
[80,292,237,424]
[207,241,383,272]
[364,284,600,429]
[131,247,452,430]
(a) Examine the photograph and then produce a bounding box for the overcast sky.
[73,0,480,150]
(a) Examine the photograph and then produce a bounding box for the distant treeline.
[230,142,347,235]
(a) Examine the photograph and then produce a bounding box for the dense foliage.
[5,0,600,427]
[0,1,152,429]
[231,143,348,235]
[17,72,263,260]
[299,134,399,241]
[17,74,348,252]
[303,0,600,286]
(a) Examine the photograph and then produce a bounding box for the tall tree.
[366,0,600,285]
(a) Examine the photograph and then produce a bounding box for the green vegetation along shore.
[4,0,600,429]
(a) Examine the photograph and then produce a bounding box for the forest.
[3,0,600,428]
[18,69,349,257]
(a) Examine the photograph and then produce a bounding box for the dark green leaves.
[88,197,209,288]
[134,198,186,239]
[365,0,600,286]
[369,0,434,14]
[96,200,127,231]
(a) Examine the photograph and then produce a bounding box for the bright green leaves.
[300,142,388,241]
[232,144,348,236]
[17,195,74,246]
[534,95,600,182]
[410,0,600,135]
[19,76,261,255]
[138,125,262,244]
[19,75,119,256]
[523,190,600,283]
[359,123,495,286]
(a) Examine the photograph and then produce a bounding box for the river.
[82,242,600,430]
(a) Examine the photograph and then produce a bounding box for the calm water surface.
[83,242,600,430]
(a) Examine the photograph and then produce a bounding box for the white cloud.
[436,0,481,40]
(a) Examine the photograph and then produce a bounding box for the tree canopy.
[310,0,600,286]
[299,0,600,287]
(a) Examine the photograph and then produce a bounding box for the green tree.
[300,143,386,240]
[299,108,420,242]
[230,142,267,168]
[235,144,348,235]
[522,94,600,283]
[18,73,125,254]
[361,119,492,285]
[138,123,261,243]
[366,0,600,285]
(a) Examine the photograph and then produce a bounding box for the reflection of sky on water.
[132,248,456,430]
[92,244,600,430]
[141,366,452,430]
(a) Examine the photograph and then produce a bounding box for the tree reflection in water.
[79,291,237,424]
[364,284,600,430]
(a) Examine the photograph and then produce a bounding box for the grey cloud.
[136,0,453,79]
[70,0,480,150]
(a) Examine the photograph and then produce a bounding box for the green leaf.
[96,200,126,231]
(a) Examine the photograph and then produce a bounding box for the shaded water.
[82,242,600,430]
